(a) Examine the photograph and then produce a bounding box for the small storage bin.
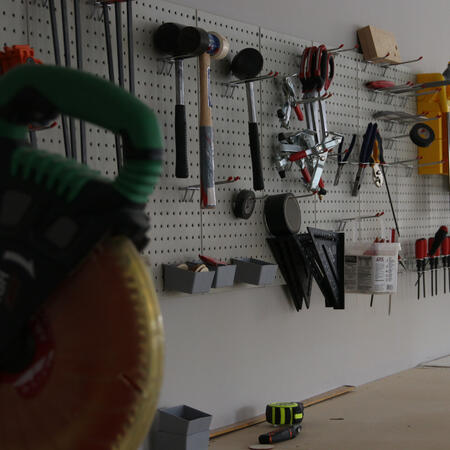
[154,430,210,450]
[208,264,237,288]
[154,405,212,450]
[231,258,278,286]
[163,264,214,294]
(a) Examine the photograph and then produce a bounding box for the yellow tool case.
[416,73,450,179]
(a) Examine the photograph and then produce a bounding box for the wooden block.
[357,26,401,64]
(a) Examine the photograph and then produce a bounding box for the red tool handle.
[293,104,304,121]
[415,238,427,259]
[289,150,308,162]
[199,254,227,266]
[442,236,450,256]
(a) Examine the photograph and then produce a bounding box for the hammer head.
[153,22,184,56]
[231,48,263,79]
[176,26,210,57]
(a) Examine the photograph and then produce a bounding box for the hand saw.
[0,64,164,449]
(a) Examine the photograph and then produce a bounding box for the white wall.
[171,0,450,73]
[150,0,450,443]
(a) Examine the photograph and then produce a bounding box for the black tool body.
[264,193,301,236]
[259,424,302,444]
[231,48,265,191]
[154,23,208,178]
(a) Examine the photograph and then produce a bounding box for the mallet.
[178,27,230,209]
[154,23,208,178]
[231,48,265,191]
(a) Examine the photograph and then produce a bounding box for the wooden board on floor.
[210,385,355,438]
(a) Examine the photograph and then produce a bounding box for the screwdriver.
[258,424,301,444]
[429,226,448,296]
[415,238,427,300]
[446,237,450,293]
[428,237,435,297]
[441,237,450,294]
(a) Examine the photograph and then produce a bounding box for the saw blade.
[0,236,164,450]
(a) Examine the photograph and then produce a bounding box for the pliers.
[370,135,384,188]
[333,134,356,186]
[351,122,378,197]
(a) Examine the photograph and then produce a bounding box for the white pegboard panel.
[2,0,449,296]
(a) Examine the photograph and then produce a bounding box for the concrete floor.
[209,367,450,450]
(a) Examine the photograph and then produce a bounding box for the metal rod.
[127,0,135,95]
[115,2,124,88]
[225,71,278,86]
[29,130,37,149]
[381,166,400,237]
[60,0,77,160]
[74,0,87,165]
[48,0,71,159]
[103,3,123,170]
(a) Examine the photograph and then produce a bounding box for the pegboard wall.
[1,0,449,294]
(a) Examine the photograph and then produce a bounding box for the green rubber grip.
[0,65,163,204]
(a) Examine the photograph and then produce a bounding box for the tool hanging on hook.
[74,0,87,164]
[231,48,265,191]
[154,23,208,179]
[178,26,230,209]
[60,0,78,161]
[47,0,71,159]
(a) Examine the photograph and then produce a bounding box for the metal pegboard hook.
[222,71,279,98]
[179,176,240,202]
[329,43,359,56]
[361,52,390,72]
[87,0,105,20]
[336,212,384,232]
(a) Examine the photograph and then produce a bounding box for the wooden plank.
[209,385,355,439]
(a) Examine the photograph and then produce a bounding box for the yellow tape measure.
[265,402,304,425]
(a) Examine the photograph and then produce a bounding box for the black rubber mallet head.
[231,47,264,79]
[176,26,211,57]
[153,22,184,55]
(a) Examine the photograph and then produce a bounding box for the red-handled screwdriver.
[415,239,427,300]
[428,237,435,297]
[429,226,448,296]
[441,237,450,294]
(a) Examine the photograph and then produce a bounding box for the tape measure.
[265,402,304,426]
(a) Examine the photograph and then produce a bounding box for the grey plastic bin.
[208,264,237,288]
[154,430,210,450]
[232,257,278,286]
[154,405,212,450]
[163,264,215,294]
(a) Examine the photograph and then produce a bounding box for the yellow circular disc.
[0,236,164,450]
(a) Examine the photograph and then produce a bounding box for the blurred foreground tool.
[0,65,164,450]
